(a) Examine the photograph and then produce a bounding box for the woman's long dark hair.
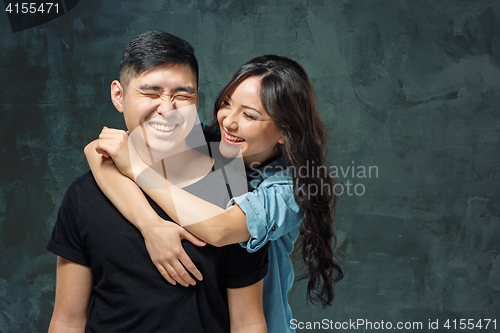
[211,55,343,306]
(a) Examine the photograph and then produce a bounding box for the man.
[47,31,268,333]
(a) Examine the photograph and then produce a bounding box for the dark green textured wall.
[1,1,499,332]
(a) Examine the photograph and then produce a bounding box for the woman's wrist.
[133,207,166,233]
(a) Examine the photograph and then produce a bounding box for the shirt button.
[271,226,276,232]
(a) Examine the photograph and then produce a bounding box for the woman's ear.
[111,80,124,113]
[277,133,285,145]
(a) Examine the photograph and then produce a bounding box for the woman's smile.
[222,129,245,144]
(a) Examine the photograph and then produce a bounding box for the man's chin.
[131,141,176,166]
[146,144,178,163]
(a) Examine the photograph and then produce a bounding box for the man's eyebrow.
[139,85,163,92]
[172,86,196,94]
[138,85,196,94]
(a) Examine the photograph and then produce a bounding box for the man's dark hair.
[119,31,199,88]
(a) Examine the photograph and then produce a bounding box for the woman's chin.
[219,141,243,158]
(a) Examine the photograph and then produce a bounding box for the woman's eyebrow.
[242,105,262,115]
[226,95,262,115]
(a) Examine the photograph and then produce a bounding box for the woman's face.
[217,76,283,167]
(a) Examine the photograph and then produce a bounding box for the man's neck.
[149,144,213,187]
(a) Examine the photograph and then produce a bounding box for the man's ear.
[111,80,124,113]
[195,87,200,108]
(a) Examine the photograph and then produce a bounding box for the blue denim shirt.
[228,158,302,333]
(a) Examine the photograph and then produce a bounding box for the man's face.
[112,63,199,156]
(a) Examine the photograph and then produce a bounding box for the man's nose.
[157,97,176,117]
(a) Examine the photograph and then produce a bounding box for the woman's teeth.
[225,132,244,142]
[151,123,177,132]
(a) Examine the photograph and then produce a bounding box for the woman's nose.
[222,110,238,129]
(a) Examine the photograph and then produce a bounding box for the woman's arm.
[93,128,251,247]
[85,138,205,286]
[143,167,251,247]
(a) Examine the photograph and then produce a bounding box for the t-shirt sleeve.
[47,182,90,267]
[228,182,302,252]
[222,243,269,289]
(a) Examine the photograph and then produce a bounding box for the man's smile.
[149,122,179,133]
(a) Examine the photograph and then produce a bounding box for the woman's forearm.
[186,205,250,247]
[84,140,164,232]
[85,139,250,246]
[126,152,250,246]
[142,175,250,246]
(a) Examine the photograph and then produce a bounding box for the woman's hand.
[95,127,136,179]
[141,216,206,286]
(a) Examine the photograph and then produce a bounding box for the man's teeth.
[151,123,177,132]
[226,133,244,142]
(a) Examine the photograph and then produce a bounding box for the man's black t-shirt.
[47,172,268,332]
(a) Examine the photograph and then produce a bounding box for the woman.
[86,55,343,332]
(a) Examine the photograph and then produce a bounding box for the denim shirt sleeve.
[228,175,302,252]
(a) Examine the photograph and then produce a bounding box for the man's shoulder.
[63,171,101,200]
[73,170,95,183]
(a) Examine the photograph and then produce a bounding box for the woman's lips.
[223,130,245,144]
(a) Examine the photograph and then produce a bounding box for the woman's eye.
[222,100,231,107]
[243,112,256,120]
